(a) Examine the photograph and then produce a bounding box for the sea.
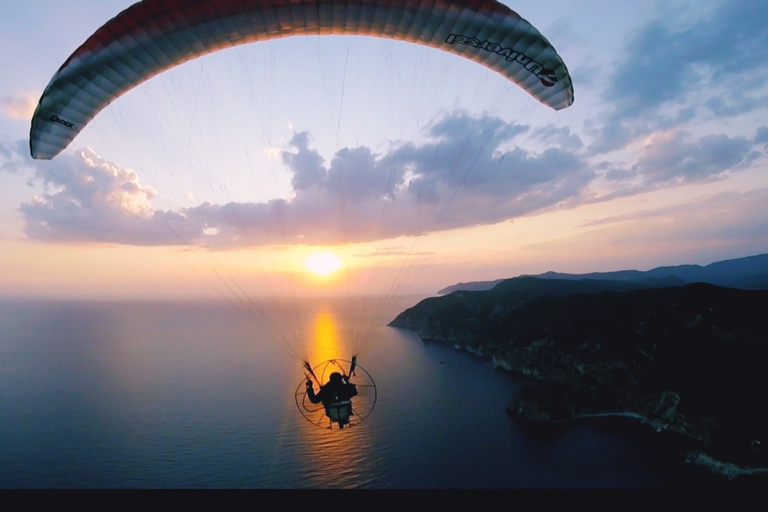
[0,296,754,492]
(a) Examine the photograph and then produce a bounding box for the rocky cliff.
[390,278,768,477]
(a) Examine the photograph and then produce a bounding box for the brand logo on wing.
[445,34,558,87]
[48,114,74,128]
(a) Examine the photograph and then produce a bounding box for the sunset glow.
[304,253,342,276]
[0,1,767,300]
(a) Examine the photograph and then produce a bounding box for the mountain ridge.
[437,253,768,294]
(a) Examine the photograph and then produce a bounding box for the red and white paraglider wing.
[30,0,573,160]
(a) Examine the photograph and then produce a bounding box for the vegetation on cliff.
[390,277,768,474]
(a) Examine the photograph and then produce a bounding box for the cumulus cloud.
[181,112,592,246]
[17,147,199,245]
[8,112,595,248]
[1,92,38,120]
[7,106,764,250]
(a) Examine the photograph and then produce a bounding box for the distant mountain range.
[437,253,768,294]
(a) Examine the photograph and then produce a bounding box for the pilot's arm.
[306,380,323,404]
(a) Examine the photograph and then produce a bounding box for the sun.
[304,253,342,276]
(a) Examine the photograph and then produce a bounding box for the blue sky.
[1,0,767,299]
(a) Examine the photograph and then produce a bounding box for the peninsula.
[390,255,768,480]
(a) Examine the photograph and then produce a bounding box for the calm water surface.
[0,297,735,488]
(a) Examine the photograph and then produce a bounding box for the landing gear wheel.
[295,359,377,430]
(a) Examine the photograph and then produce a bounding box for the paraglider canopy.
[30,0,573,160]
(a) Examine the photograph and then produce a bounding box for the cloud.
[8,108,761,251]
[755,126,768,146]
[582,188,768,247]
[518,187,768,271]
[532,126,584,152]
[353,246,435,258]
[1,92,38,120]
[705,93,768,118]
[17,147,199,245]
[9,112,595,248]
[590,129,763,205]
[1,139,34,173]
[590,1,768,153]
[606,131,756,188]
[609,1,768,112]
[182,113,591,246]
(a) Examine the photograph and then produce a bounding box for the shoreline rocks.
[466,340,762,479]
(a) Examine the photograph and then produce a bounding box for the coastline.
[389,281,768,483]
[471,343,768,480]
[574,411,768,478]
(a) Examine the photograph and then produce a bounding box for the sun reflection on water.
[306,310,345,365]
[297,304,377,487]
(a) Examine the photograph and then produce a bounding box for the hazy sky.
[1,0,767,299]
